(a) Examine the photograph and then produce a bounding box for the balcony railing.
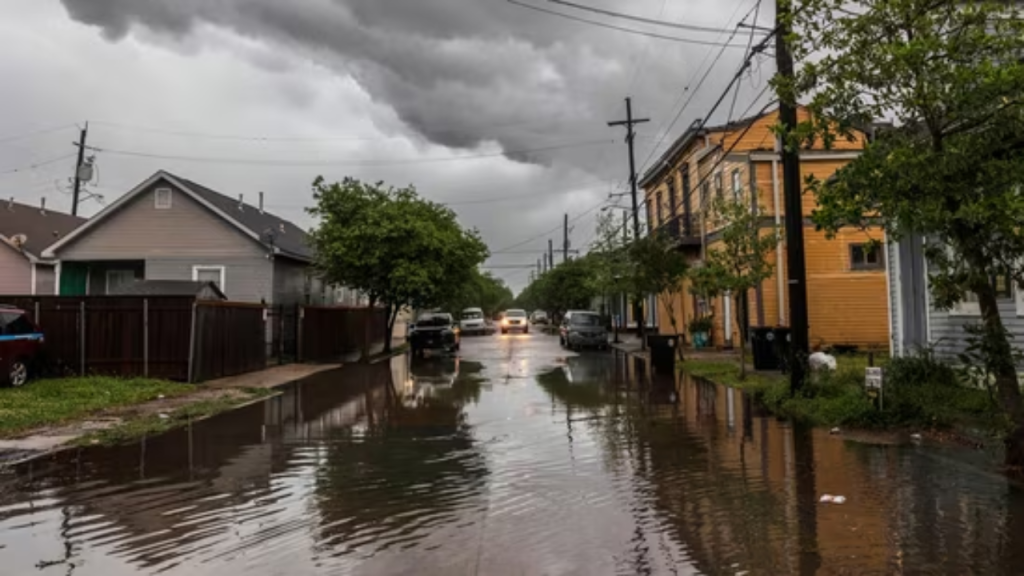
[655,214,701,247]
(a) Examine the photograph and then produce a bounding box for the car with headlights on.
[559,310,609,350]
[500,309,529,334]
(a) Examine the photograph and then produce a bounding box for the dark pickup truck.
[409,313,461,358]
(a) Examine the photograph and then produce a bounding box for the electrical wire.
[0,124,76,145]
[491,198,609,254]
[0,153,76,177]
[728,0,763,120]
[89,139,611,168]
[505,0,751,48]
[547,0,764,36]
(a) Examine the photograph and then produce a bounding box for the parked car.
[530,310,549,325]
[460,307,489,335]
[560,310,609,350]
[0,305,44,387]
[500,309,530,334]
[410,313,460,358]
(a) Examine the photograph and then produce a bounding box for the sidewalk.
[610,333,746,364]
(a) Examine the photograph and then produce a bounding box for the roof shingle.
[0,199,85,258]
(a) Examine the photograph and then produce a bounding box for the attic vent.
[155,188,173,209]
[279,223,286,234]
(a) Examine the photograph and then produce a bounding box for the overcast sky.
[0,0,772,292]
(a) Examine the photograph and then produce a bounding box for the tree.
[702,196,779,379]
[307,177,488,356]
[590,212,633,327]
[437,269,514,318]
[627,231,690,360]
[515,258,598,320]
[789,0,1024,466]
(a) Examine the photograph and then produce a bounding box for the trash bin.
[647,334,680,374]
[773,327,792,374]
[751,327,780,370]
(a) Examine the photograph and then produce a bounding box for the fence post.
[79,301,86,377]
[278,304,285,366]
[33,301,39,325]
[143,298,150,378]
[188,302,198,383]
[297,305,304,363]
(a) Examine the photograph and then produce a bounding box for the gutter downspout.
[772,156,785,325]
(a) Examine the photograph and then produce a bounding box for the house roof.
[175,175,312,261]
[111,279,227,299]
[43,170,313,261]
[0,199,85,261]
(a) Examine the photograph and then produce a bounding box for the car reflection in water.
[403,356,461,407]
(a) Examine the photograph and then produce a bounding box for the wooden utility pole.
[548,239,554,270]
[608,97,650,342]
[776,0,810,392]
[563,213,569,263]
[71,123,88,216]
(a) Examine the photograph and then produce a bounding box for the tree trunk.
[362,296,376,362]
[736,292,748,381]
[975,281,1024,471]
[634,296,646,350]
[383,304,400,353]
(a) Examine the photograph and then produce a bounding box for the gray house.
[0,199,85,295]
[42,170,352,305]
[887,235,1024,360]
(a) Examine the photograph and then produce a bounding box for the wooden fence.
[298,306,389,362]
[1,296,266,382]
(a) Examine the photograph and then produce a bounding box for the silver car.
[459,307,488,335]
[560,311,609,350]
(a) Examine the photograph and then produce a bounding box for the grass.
[683,352,1002,434]
[0,377,195,438]
[76,387,277,446]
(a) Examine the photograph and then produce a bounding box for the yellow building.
[639,106,888,350]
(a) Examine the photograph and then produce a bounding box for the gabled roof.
[0,199,86,261]
[43,170,312,261]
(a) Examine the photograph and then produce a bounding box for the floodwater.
[1,334,1023,575]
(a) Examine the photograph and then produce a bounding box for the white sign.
[865,367,884,390]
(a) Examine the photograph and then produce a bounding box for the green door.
[59,262,88,296]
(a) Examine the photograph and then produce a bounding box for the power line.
[491,198,608,254]
[0,124,76,145]
[505,0,752,48]
[547,0,763,36]
[89,139,611,168]
[636,1,762,177]
[0,153,76,177]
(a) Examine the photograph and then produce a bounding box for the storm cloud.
[3,0,768,290]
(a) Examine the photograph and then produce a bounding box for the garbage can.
[647,334,680,374]
[751,327,780,370]
[773,327,792,374]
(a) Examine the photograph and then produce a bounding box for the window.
[656,191,663,226]
[0,312,35,335]
[154,187,173,209]
[714,172,724,202]
[731,169,743,202]
[850,244,884,270]
[646,199,653,232]
[701,181,710,211]
[667,179,677,217]
[105,269,137,294]
[193,265,226,291]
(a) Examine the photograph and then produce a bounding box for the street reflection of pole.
[792,422,821,575]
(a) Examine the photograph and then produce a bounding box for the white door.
[723,291,733,345]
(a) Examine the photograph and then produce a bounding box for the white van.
[460,307,488,335]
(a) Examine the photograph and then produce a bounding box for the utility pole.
[563,213,569,263]
[777,0,810,392]
[548,239,554,271]
[608,97,650,342]
[622,210,628,244]
[537,258,542,276]
[71,123,89,217]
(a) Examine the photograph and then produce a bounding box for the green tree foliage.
[307,177,488,355]
[515,258,598,319]
[702,196,779,379]
[627,231,690,358]
[789,0,1024,465]
[437,269,514,318]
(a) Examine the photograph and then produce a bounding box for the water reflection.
[1,347,1024,575]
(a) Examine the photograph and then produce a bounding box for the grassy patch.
[0,377,194,438]
[683,352,1002,433]
[76,387,276,446]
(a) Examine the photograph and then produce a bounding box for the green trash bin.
[647,334,680,374]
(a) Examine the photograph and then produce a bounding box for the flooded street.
[2,333,1024,575]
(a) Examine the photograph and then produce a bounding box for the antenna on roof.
[279,222,286,234]
[237,194,244,211]
[6,197,12,211]
[259,192,264,215]
[40,197,46,215]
